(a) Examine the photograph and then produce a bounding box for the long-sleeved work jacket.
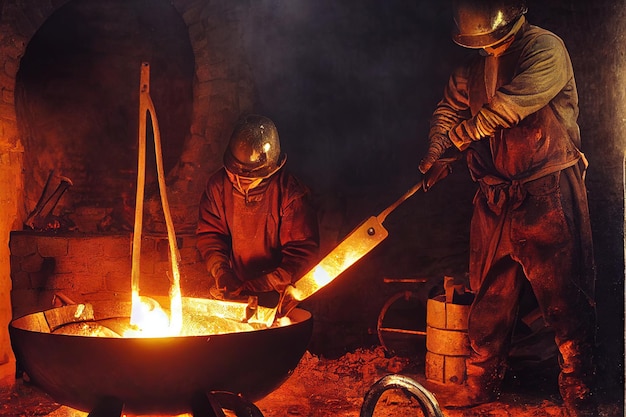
[429,21,595,301]
[428,21,597,393]
[196,167,320,293]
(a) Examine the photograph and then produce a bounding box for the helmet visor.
[224,151,286,178]
[453,15,524,48]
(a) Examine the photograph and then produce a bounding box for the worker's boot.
[557,336,597,417]
[559,372,598,417]
[426,372,499,409]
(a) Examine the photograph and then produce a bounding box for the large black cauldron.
[9,298,313,415]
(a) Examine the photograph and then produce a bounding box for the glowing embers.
[123,296,277,337]
[49,299,270,339]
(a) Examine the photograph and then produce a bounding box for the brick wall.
[9,232,209,320]
[0,151,22,386]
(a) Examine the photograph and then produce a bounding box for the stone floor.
[0,346,622,417]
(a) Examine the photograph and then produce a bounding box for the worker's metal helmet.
[452,0,528,48]
[223,114,286,178]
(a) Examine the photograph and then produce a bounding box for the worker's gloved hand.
[210,276,243,300]
[240,269,289,293]
[240,277,275,293]
[422,158,456,192]
[216,270,242,294]
[418,133,453,174]
[208,261,242,298]
[277,285,299,318]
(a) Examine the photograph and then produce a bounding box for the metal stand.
[192,391,265,417]
[85,392,264,417]
[359,374,443,417]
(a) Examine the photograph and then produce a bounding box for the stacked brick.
[9,231,208,320]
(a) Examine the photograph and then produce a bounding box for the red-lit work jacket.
[196,167,320,292]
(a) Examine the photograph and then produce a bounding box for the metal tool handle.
[376,179,423,223]
[376,155,462,224]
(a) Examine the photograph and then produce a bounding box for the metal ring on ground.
[359,374,443,417]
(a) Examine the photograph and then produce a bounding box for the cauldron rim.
[9,299,313,415]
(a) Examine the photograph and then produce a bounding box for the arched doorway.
[15,0,194,232]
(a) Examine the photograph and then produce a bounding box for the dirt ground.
[0,346,622,417]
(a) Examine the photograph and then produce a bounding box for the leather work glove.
[418,133,453,174]
[216,270,241,293]
[240,269,289,293]
[422,159,452,191]
[421,153,463,191]
[208,261,242,299]
[240,276,277,293]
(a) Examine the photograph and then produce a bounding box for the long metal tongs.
[131,62,183,334]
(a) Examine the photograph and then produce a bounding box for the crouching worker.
[196,114,320,307]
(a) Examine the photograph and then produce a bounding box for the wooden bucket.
[425,293,474,385]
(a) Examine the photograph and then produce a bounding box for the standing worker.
[418,1,597,416]
[196,114,320,307]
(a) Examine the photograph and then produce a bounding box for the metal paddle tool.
[269,156,462,324]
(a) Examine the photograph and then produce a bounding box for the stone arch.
[1,0,257,233]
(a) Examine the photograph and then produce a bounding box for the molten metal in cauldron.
[9,298,313,416]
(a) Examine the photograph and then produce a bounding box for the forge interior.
[0,0,623,415]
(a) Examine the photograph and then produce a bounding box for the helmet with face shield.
[452,0,527,49]
[223,114,286,178]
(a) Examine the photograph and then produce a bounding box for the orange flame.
[125,293,170,337]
